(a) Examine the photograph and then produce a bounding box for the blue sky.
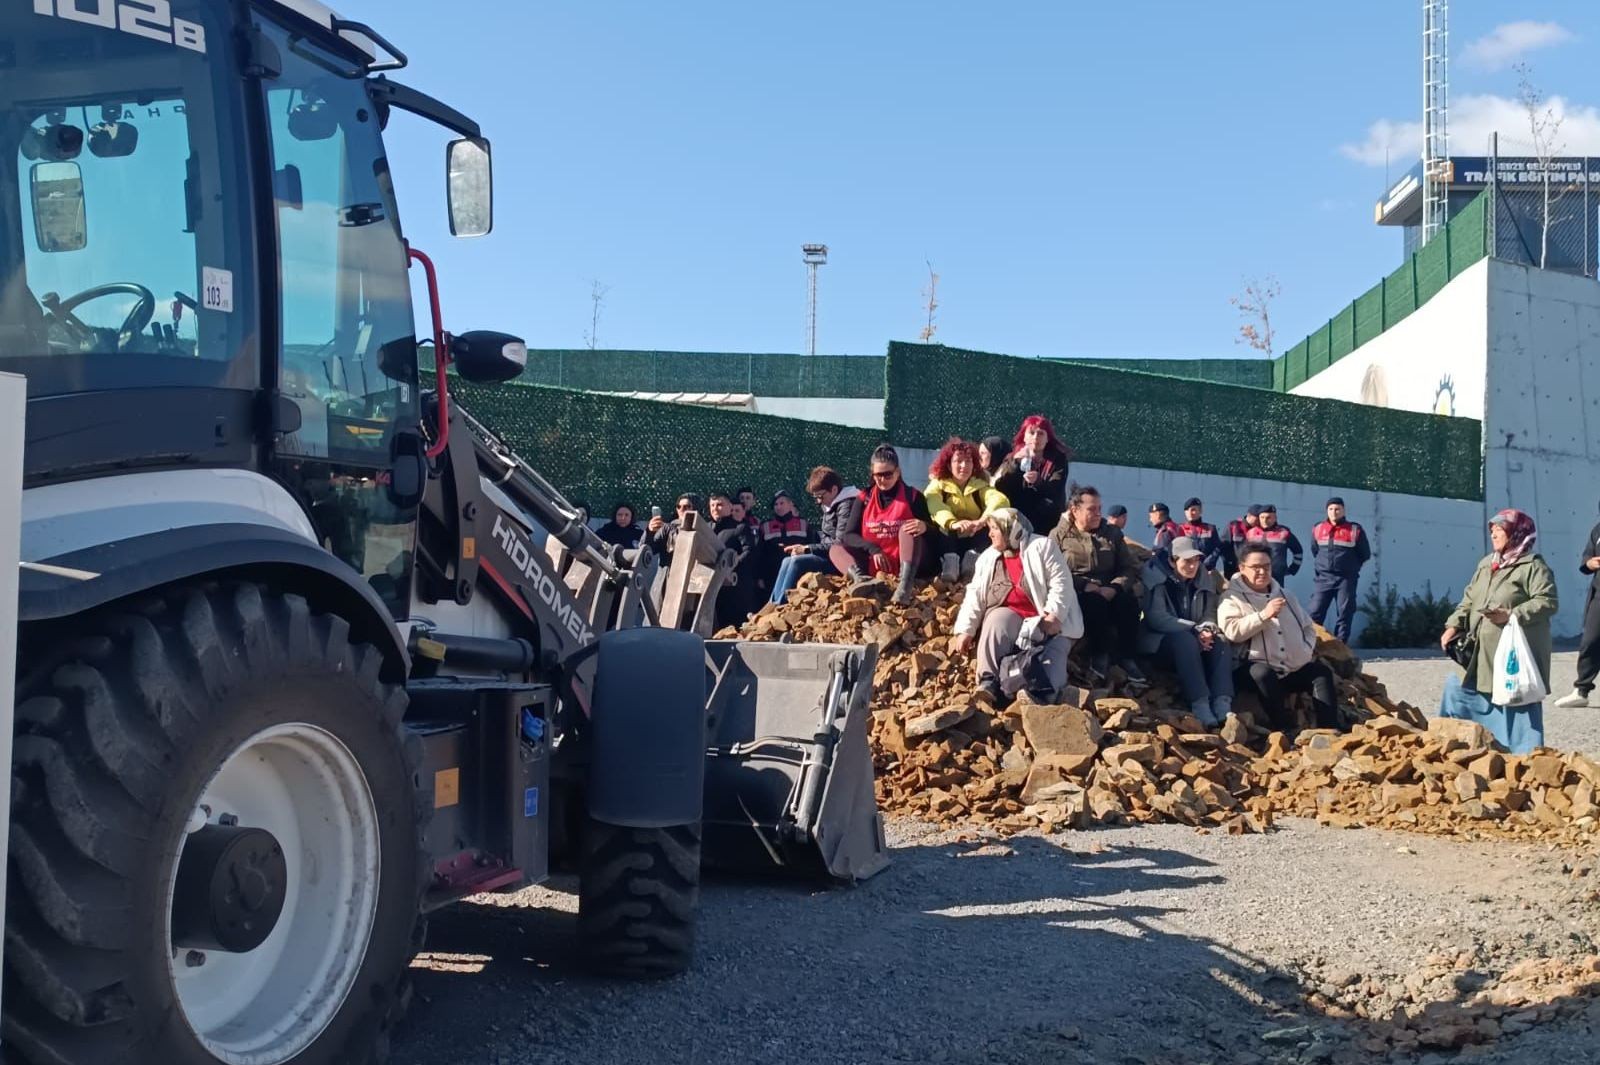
[361,1,1600,362]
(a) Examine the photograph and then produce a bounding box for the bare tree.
[1516,63,1575,269]
[583,279,611,351]
[1230,276,1280,356]
[918,261,939,343]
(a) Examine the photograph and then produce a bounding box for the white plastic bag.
[1492,614,1548,706]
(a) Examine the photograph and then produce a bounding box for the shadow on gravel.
[399,832,1599,1065]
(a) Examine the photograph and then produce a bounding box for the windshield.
[0,2,255,396]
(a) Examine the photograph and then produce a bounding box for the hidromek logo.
[492,513,594,646]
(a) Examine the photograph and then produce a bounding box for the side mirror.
[450,330,526,383]
[30,161,86,252]
[88,120,138,158]
[446,137,492,237]
[288,95,339,142]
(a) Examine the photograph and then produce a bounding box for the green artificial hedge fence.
[884,342,1484,500]
[452,380,887,518]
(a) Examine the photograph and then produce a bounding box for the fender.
[19,522,410,681]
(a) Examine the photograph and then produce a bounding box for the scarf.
[1489,508,1537,570]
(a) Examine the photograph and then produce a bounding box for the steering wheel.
[43,282,157,350]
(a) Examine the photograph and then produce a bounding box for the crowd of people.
[598,413,1572,752]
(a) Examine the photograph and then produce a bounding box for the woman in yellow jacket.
[925,437,1010,581]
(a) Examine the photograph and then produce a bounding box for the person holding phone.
[1219,542,1344,732]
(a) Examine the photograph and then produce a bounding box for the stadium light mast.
[802,243,828,356]
[1421,0,1450,245]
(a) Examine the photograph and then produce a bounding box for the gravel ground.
[1363,649,1600,758]
[393,650,1600,1065]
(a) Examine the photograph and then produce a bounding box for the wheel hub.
[171,823,288,954]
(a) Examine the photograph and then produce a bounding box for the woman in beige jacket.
[1218,542,1344,731]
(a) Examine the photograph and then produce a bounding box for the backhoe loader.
[1,4,885,1063]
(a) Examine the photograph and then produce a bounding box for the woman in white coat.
[950,508,1082,707]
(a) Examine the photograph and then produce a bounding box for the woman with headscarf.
[1438,508,1559,754]
[994,414,1072,535]
[596,503,645,551]
[950,508,1081,708]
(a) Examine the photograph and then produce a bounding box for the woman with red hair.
[926,437,1009,581]
[995,414,1072,535]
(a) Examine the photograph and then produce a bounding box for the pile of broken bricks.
[727,572,1600,844]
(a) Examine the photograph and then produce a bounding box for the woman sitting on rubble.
[994,414,1072,534]
[1139,536,1232,728]
[1437,508,1558,754]
[925,436,1010,582]
[831,444,937,607]
[949,508,1081,709]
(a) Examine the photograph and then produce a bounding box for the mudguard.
[585,627,708,828]
[17,522,409,680]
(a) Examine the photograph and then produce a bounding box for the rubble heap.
[727,573,1600,844]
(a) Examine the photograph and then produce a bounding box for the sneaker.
[960,550,980,580]
[940,553,960,582]
[974,679,1003,710]
[1554,690,1591,709]
[1088,653,1111,684]
[1118,658,1149,685]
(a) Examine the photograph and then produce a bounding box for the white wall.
[751,396,885,429]
[1483,260,1600,637]
[1290,258,1490,419]
[897,446,1485,642]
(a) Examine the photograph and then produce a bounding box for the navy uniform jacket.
[1244,523,1303,582]
[1311,519,1370,580]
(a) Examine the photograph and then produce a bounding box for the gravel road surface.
[394,650,1600,1065]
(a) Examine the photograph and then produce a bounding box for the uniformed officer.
[1307,496,1370,644]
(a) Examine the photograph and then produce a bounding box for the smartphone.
[651,505,663,519]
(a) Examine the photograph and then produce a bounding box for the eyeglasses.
[1239,562,1270,571]
[871,469,898,481]
[676,502,693,511]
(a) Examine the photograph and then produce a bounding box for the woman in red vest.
[828,444,935,606]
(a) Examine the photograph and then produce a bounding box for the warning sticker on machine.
[202,266,233,312]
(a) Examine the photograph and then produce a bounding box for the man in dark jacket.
[1051,485,1147,684]
[1225,504,1262,577]
[648,493,704,564]
[1176,497,1223,573]
[712,492,761,629]
[759,489,815,589]
[768,467,862,605]
[1307,496,1370,644]
[1244,504,1302,584]
[1147,502,1183,556]
[1556,502,1600,708]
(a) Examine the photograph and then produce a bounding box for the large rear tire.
[4,583,427,1065]
[576,820,700,978]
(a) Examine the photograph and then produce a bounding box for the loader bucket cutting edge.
[701,640,889,882]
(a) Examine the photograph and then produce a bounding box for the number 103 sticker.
[202,266,233,312]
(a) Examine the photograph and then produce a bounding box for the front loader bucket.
[701,640,889,882]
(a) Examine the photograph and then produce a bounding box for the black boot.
[890,562,916,605]
[846,565,888,597]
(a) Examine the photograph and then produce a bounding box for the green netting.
[518,350,887,398]
[1062,357,1274,389]
[452,380,885,518]
[1353,282,1385,346]
[1272,188,1492,391]
[1416,238,1449,303]
[884,343,1483,500]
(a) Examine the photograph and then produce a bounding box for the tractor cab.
[2,0,493,619]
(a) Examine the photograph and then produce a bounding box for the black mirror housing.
[451,330,526,383]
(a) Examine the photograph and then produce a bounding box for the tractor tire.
[4,583,428,1065]
[576,819,701,978]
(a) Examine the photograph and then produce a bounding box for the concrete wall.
[897,446,1485,643]
[1483,260,1600,638]
[750,396,885,429]
[1290,258,1490,419]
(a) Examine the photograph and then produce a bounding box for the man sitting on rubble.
[1218,543,1344,732]
[1140,536,1232,728]
[769,467,860,605]
[949,508,1080,708]
[1050,485,1147,684]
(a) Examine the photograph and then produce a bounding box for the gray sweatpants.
[976,607,1072,697]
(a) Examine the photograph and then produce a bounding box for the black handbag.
[1000,634,1058,699]
[1444,631,1478,686]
